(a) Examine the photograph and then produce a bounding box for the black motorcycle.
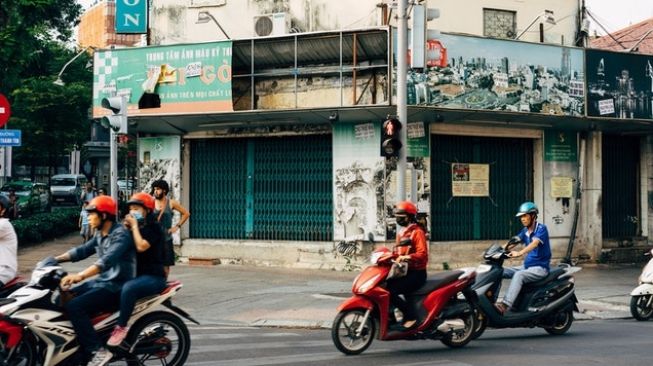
[471,237,581,339]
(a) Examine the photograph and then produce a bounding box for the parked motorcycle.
[470,237,581,339]
[0,258,198,366]
[331,246,478,355]
[0,276,26,298]
[630,248,653,321]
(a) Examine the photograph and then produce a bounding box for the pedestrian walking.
[151,179,190,277]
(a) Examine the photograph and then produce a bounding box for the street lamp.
[516,10,556,41]
[196,11,230,39]
[53,46,95,86]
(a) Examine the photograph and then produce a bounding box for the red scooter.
[332,247,478,355]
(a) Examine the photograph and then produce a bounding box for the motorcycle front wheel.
[440,308,477,348]
[630,295,653,321]
[125,311,191,366]
[331,309,375,355]
[5,337,37,366]
[470,308,488,340]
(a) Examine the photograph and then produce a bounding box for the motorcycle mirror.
[507,236,522,245]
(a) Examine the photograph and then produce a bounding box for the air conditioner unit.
[253,13,290,37]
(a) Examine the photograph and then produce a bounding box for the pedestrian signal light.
[381,118,402,157]
[100,96,128,134]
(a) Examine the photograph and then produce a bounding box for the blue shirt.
[518,222,551,270]
[67,222,136,293]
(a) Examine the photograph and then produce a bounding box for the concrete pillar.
[646,136,653,243]
[578,131,602,261]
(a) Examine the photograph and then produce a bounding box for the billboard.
[586,49,653,119]
[394,32,585,116]
[93,41,233,118]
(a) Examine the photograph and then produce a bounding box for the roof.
[590,17,653,54]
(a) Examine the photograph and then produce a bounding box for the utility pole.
[396,0,408,202]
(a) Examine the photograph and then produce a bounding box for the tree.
[0,0,81,92]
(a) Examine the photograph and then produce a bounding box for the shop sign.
[544,130,577,162]
[115,0,148,34]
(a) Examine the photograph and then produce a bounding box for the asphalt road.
[184,319,653,366]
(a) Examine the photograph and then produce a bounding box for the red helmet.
[394,201,417,216]
[85,196,117,216]
[127,192,155,211]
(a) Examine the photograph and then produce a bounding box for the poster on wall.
[550,176,573,198]
[93,41,233,117]
[586,49,653,119]
[138,136,181,199]
[451,163,489,197]
[393,32,585,116]
[406,121,430,157]
[333,122,386,241]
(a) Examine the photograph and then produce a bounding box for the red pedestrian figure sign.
[0,93,10,128]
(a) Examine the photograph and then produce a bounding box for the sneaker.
[87,348,113,366]
[106,325,130,347]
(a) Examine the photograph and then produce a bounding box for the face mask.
[130,210,144,222]
[396,215,410,227]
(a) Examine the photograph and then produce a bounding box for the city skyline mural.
[586,49,653,120]
[393,32,585,116]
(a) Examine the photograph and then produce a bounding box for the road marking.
[190,340,332,353]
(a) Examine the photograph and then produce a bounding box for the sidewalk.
[17,234,639,328]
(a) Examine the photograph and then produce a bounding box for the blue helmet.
[516,202,538,217]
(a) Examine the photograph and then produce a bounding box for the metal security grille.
[190,135,333,241]
[602,135,640,238]
[190,139,248,239]
[430,135,533,241]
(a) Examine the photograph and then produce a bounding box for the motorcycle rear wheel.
[544,306,573,335]
[440,309,477,348]
[470,308,488,340]
[331,309,375,355]
[125,311,190,366]
[630,295,653,321]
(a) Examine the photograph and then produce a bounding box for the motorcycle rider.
[495,202,551,314]
[106,192,167,348]
[387,201,428,330]
[55,195,136,366]
[0,196,18,288]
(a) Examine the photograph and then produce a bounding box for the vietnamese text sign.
[93,41,233,117]
[0,130,21,146]
[452,163,489,197]
[406,121,429,157]
[544,130,577,162]
[550,176,573,198]
[115,0,148,34]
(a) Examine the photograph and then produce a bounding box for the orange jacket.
[393,223,428,270]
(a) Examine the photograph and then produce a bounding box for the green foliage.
[12,208,79,245]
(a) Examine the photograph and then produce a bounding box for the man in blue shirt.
[55,195,136,366]
[495,202,552,314]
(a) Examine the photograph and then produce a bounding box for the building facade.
[92,1,653,269]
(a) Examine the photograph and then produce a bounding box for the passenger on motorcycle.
[0,196,18,288]
[387,201,429,330]
[54,195,136,366]
[106,192,167,348]
[495,202,552,314]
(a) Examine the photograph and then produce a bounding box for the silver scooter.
[630,248,653,321]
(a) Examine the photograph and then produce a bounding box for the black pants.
[386,269,427,321]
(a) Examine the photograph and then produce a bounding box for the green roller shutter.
[602,135,639,238]
[430,134,533,241]
[190,135,333,241]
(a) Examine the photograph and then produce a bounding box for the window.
[483,8,516,39]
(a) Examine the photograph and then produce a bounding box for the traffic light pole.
[396,0,408,202]
[110,128,118,212]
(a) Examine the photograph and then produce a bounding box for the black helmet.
[0,195,9,210]
[151,179,169,193]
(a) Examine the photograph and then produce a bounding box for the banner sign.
[393,31,585,117]
[93,41,233,117]
[115,0,148,34]
[0,130,21,146]
[586,49,653,119]
[451,163,489,197]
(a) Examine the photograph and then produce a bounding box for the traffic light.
[380,117,402,157]
[100,96,128,134]
[410,4,440,69]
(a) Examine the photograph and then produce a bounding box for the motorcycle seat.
[523,267,566,288]
[2,277,22,288]
[411,270,464,295]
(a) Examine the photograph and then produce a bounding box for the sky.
[76,0,653,36]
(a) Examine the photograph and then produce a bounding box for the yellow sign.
[550,176,573,198]
[452,163,489,197]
